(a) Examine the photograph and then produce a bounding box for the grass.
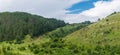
[64,12,120,46]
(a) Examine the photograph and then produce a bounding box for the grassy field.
[64,12,120,55]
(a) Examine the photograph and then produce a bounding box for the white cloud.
[82,0,120,17]
[66,0,120,23]
[0,0,120,23]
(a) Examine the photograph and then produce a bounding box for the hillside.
[0,11,120,55]
[43,22,91,38]
[65,12,120,45]
[0,12,66,41]
[64,12,120,55]
[39,22,91,45]
[0,22,91,55]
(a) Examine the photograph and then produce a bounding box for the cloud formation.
[0,0,120,23]
[65,0,120,23]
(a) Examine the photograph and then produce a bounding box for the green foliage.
[0,21,91,55]
[0,12,66,41]
[43,22,91,39]
[0,12,120,55]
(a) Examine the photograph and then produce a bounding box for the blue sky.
[0,0,120,23]
[66,0,111,14]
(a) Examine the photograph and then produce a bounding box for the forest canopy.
[0,12,66,41]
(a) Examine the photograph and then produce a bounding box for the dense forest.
[0,12,65,41]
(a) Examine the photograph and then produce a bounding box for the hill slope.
[65,12,120,46]
[0,12,65,41]
[61,12,120,55]
[0,22,91,55]
[39,22,91,44]
[43,22,91,38]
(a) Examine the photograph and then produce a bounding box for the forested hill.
[0,12,66,41]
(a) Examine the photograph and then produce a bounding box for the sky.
[0,0,120,23]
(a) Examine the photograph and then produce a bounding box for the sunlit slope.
[65,12,120,46]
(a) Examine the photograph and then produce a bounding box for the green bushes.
[1,36,120,55]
